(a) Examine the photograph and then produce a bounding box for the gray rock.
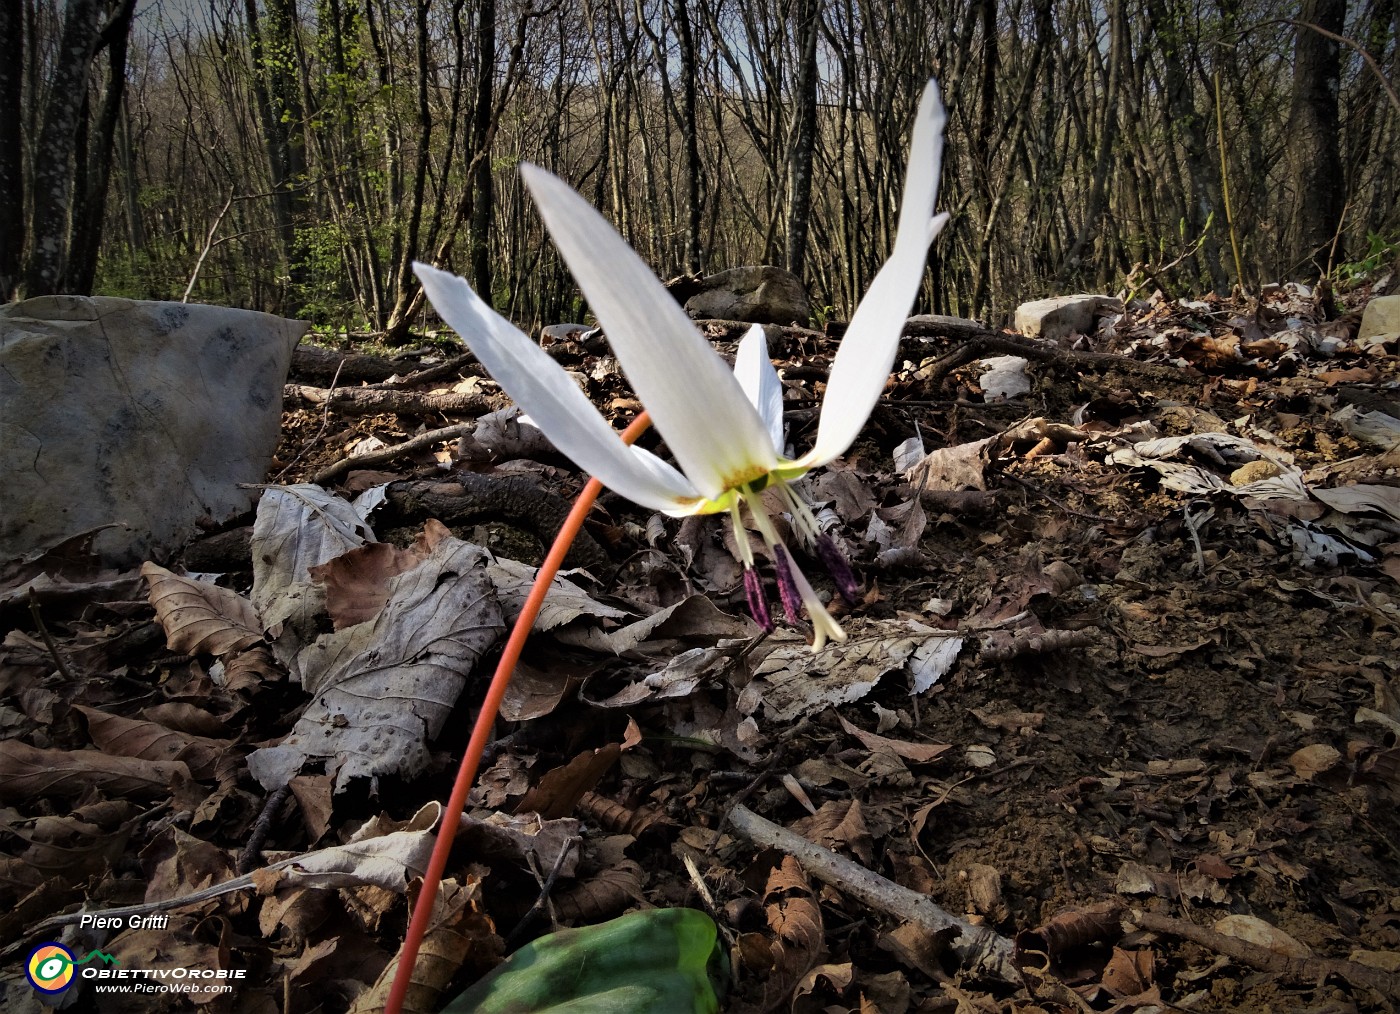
[1014,294,1124,341]
[1,295,307,566]
[680,265,811,325]
[1358,295,1400,342]
[539,323,599,343]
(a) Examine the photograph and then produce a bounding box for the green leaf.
[443,909,726,1014]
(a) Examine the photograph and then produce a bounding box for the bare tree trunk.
[23,0,104,296]
[66,0,136,294]
[1056,0,1123,284]
[468,0,498,304]
[784,0,820,277]
[244,0,310,308]
[674,0,703,273]
[1288,0,1348,273]
[1142,0,1228,292]
[0,0,24,299]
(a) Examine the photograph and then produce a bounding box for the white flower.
[415,79,948,650]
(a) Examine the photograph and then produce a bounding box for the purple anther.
[771,546,803,624]
[743,567,773,632]
[816,534,860,605]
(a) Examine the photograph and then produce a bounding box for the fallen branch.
[379,353,482,389]
[311,422,478,484]
[386,475,610,571]
[284,385,495,417]
[911,487,1001,514]
[1129,909,1400,1002]
[291,345,417,384]
[727,803,1022,986]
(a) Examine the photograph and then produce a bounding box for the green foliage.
[291,221,358,325]
[443,909,727,1014]
[94,249,177,302]
[811,303,837,329]
[1335,232,1400,287]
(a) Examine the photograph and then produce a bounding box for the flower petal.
[415,262,703,513]
[521,164,779,499]
[734,324,784,454]
[797,79,948,469]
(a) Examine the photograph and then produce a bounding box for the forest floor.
[2,282,1398,1013]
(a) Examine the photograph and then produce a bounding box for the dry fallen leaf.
[142,561,263,656]
[1213,914,1312,958]
[246,537,504,792]
[0,740,190,800]
[352,875,498,1014]
[838,713,950,764]
[77,706,228,780]
[310,536,432,629]
[763,856,825,1005]
[792,799,875,864]
[251,483,376,654]
[1287,743,1342,780]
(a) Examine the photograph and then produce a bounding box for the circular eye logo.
[26,943,76,994]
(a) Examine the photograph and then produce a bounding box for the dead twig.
[726,803,1023,986]
[237,784,293,874]
[379,352,481,389]
[27,589,75,682]
[506,835,581,946]
[310,421,478,485]
[1129,909,1400,1002]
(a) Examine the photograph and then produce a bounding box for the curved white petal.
[734,324,784,454]
[415,262,703,513]
[798,79,948,469]
[521,164,779,498]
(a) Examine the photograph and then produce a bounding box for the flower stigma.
[725,473,853,652]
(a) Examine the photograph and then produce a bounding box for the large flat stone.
[1,296,306,566]
[1015,294,1123,341]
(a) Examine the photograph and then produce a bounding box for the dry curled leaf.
[763,856,824,999]
[1016,899,1127,964]
[552,860,647,923]
[352,875,499,1014]
[77,706,228,780]
[978,627,1097,662]
[310,538,430,629]
[837,713,951,764]
[142,561,263,656]
[514,745,621,820]
[0,740,190,800]
[577,791,674,838]
[792,799,874,865]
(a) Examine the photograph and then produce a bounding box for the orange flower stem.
[384,411,652,1014]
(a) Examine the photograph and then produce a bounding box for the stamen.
[771,546,803,624]
[816,534,860,605]
[743,567,773,632]
[776,481,822,544]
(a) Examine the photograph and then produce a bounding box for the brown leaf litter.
[1,287,1398,1011]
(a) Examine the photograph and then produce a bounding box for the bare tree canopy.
[6,0,1397,321]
